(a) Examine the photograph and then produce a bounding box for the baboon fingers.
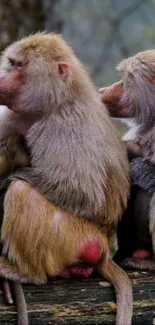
[2,279,13,304]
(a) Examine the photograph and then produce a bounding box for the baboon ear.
[149,64,155,84]
[99,80,124,104]
[58,62,69,81]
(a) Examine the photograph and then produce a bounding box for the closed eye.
[8,58,23,68]
[8,58,16,66]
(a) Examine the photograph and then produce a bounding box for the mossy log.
[0,271,155,324]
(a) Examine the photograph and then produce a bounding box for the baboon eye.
[9,58,23,68]
[9,58,16,66]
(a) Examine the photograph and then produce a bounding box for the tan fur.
[0,180,133,325]
[96,259,132,325]
[136,50,155,64]
[0,32,129,226]
[2,180,108,281]
[0,133,29,325]
[0,33,132,324]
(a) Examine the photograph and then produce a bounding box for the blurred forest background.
[0,0,155,132]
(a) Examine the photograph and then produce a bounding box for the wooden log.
[0,271,155,324]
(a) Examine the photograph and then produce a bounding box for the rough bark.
[0,271,155,324]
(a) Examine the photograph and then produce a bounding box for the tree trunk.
[0,0,64,51]
[0,271,155,324]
